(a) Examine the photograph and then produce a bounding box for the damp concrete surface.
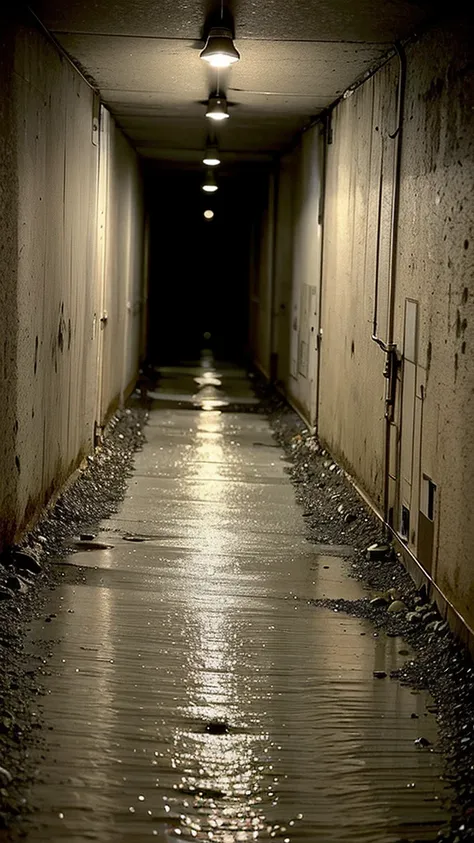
[18,359,451,842]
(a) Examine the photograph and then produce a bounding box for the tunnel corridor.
[1,1,474,840]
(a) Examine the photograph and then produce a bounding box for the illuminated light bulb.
[204,210,214,219]
[202,170,218,193]
[199,27,240,68]
[203,146,220,166]
[206,96,229,121]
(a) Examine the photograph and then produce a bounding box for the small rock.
[406,611,422,623]
[79,533,96,541]
[410,713,419,719]
[10,549,42,575]
[388,600,408,614]
[422,611,438,624]
[370,595,389,607]
[0,588,13,601]
[6,575,28,595]
[0,766,12,787]
[414,737,432,748]
[373,671,387,679]
[344,512,357,524]
[366,543,390,561]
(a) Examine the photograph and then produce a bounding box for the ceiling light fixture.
[200,26,240,68]
[202,170,218,193]
[206,95,229,121]
[203,145,221,166]
[204,210,215,219]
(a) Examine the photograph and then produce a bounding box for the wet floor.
[22,358,449,842]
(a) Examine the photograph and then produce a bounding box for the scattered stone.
[406,611,423,623]
[422,611,439,625]
[388,600,408,614]
[344,512,357,524]
[0,767,12,787]
[366,543,390,561]
[414,737,432,748]
[373,671,387,679]
[10,549,41,575]
[6,576,28,595]
[370,595,389,607]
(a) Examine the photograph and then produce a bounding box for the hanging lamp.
[206,95,229,121]
[203,144,221,166]
[200,26,240,68]
[202,170,218,193]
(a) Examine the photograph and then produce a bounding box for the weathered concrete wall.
[252,10,474,633]
[286,126,324,425]
[0,16,145,551]
[98,109,145,421]
[394,17,474,625]
[252,125,324,423]
[271,151,295,388]
[13,22,100,532]
[318,61,399,506]
[318,13,474,628]
[0,21,19,546]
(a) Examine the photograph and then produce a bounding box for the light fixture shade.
[203,145,220,166]
[202,170,218,193]
[199,27,240,68]
[204,210,214,219]
[206,96,229,121]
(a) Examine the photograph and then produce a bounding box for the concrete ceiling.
[32,0,438,166]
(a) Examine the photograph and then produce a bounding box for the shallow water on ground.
[21,362,450,842]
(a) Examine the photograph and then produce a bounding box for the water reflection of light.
[167,373,269,841]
